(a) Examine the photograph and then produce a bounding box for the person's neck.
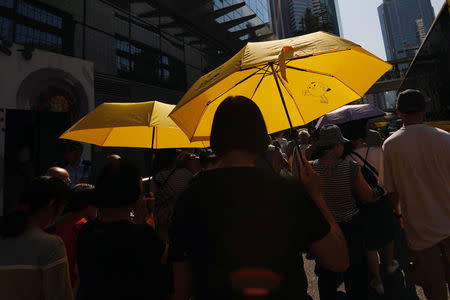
[218,151,257,168]
[99,206,132,223]
[27,213,48,231]
[403,120,423,127]
[319,151,341,165]
[352,139,365,149]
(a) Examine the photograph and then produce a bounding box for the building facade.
[0,0,272,214]
[311,0,341,36]
[378,0,435,61]
[287,0,312,35]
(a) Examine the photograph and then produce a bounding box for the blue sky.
[337,0,444,60]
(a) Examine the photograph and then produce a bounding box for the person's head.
[95,159,142,209]
[210,96,268,158]
[396,89,427,125]
[106,154,121,163]
[272,140,282,149]
[66,184,97,219]
[298,130,310,145]
[1,176,69,238]
[45,166,70,187]
[157,149,178,170]
[315,125,349,159]
[340,119,368,142]
[65,141,83,165]
[199,150,219,170]
[286,129,299,141]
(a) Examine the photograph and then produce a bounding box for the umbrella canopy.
[60,101,208,149]
[169,31,392,142]
[315,104,386,128]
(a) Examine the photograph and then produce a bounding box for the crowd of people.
[0,90,449,300]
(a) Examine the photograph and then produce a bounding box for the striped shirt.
[311,159,360,223]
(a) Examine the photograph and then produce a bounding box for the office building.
[288,0,312,35]
[378,0,435,61]
[0,0,273,214]
[311,0,341,36]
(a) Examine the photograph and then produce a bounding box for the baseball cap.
[396,89,427,114]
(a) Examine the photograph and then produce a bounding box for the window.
[116,55,135,72]
[0,1,69,53]
[160,68,170,82]
[15,24,62,49]
[0,0,13,8]
[160,55,169,66]
[17,0,63,29]
[116,39,142,55]
[0,16,12,40]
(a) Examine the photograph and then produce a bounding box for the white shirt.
[379,124,450,250]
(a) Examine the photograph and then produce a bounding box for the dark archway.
[16,68,89,121]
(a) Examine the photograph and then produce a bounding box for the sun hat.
[316,124,349,147]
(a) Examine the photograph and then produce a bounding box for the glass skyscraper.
[378,0,435,61]
[311,0,341,36]
[288,0,312,34]
[213,0,272,40]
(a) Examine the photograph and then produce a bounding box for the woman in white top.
[0,176,73,300]
[342,120,399,296]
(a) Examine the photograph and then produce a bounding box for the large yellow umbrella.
[169,32,392,142]
[60,101,208,148]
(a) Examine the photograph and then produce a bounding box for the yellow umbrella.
[170,31,392,142]
[60,101,208,148]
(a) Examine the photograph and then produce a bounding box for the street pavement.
[303,254,427,300]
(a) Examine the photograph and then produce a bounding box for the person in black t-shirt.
[77,160,166,300]
[169,96,349,300]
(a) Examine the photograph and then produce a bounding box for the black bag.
[351,148,379,189]
[153,168,177,241]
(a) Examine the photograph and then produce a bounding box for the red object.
[230,267,282,296]
[55,214,87,286]
[13,204,30,213]
[282,46,294,53]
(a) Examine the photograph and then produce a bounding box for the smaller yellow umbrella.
[60,101,208,149]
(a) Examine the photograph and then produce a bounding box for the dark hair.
[340,119,368,141]
[66,184,95,212]
[1,176,69,238]
[210,96,268,157]
[340,119,368,157]
[396,89,427,114]
[95,159,141,208]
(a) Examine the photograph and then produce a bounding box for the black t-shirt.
[169,167,330,300]
[77,219,165,300]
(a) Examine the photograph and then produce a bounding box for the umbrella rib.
[285,65,336,78]
[276,73,306,124]
[100,127,115,146]
[206,68,261,105]
[190,68,261,142]
[286,65,363,98]
[250,65,270,100]
[239,48,353,72]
